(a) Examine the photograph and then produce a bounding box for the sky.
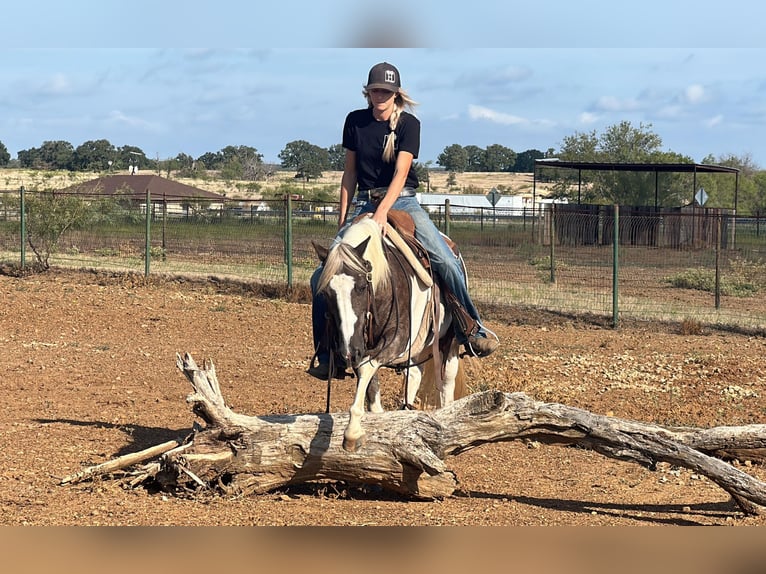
[2,2,765,168]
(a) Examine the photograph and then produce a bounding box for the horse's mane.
[317,217,391,294]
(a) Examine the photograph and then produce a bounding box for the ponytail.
[364,88,418,163]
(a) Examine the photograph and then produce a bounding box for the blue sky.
[2,2,765,168]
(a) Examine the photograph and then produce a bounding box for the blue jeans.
[311,193,488,364]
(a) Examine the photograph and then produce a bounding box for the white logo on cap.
[385,70,395,84]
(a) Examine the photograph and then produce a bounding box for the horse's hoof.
[342,434,365,452]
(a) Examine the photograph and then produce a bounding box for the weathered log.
[64,353,766,515]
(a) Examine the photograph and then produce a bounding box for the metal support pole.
[20,186,26,269]
[612,205,619,329]
[715,214,721,309]
[549,204,556,284]
[286,193,293,288]
[145,189,151,277]
[444,198,451,237]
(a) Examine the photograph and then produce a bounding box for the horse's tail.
[416,355,467,410]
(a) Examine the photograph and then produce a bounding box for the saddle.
[383,209,479,340]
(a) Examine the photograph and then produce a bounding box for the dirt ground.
[2,268,766,526]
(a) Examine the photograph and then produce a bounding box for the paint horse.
[313,215,466,452]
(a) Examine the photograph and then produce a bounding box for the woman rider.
[308,62,499,380]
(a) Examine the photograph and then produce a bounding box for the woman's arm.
[338,150,357,229]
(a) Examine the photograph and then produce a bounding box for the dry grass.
[679,317,705,336]
[1,168,554,199]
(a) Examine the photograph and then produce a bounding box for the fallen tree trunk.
[62,353,766,515]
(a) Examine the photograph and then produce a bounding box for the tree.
[437,144,468,173]
[0,140,11,167]
[279,140,330,182]
[482,143,516,172]
[327,144,346,171]
[196,151,223,170]
[699,153,761,213]
[513,149,546,172]
[752,172,766,216]
[25,189,99,270]
[556,122,695,206]
[38,140,75,170]
[17,147,42,169]
[412,161,432,191]
[216,146,263,181]
[463,145,484,172]
[73,139,117,172]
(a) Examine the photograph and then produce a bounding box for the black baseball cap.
[365,62,401,92]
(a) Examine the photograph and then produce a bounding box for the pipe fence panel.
[2,189,765,331]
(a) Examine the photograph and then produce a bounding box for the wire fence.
[2,188,765,331]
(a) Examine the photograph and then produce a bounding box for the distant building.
[417,192,566,215]
[66,174,226,216]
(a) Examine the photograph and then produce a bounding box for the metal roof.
[534,159,739,174]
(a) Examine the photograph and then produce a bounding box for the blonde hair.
[364,88,418,163]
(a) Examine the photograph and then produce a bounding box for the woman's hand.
[371,206,389,236]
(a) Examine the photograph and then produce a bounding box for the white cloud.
[468,104,527,125]
[684,83,707,104]
[705,114,723,127]
[578,112,599,124]
[655,105,683,119]
[594,95,642,113]
[42,73,72,95]
[107,110,160,131]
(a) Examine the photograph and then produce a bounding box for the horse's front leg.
[404,366,423,408]
[365,374,383,414]
[439,340,461,406]
[343,360,380,452]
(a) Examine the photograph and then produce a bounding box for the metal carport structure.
[532,159,740,211]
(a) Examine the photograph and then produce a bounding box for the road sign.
[695,187,708,206]
[487,187,502,206]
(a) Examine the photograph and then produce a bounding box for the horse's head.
[316,218,390,368]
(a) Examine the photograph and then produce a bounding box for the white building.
[417,191,566,215]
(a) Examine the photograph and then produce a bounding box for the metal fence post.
[19,186,26,269]
[715,214,721,309]
[286,193,293,288]
[612,204,619,328]
[549,203,556,284]
[444,198,451,237]
[145,188,151,277]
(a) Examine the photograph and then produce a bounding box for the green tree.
[279,140,330,182]
[17,147,42,168]
[73,139,117,171]
[513,149,546,172]
[463,145,484,171]
[327,144,346,171]
[482,143,516,172]
[437,144,468,173]
[114,145,147,174]
[699,153,759,213]
[556,121,694,206]
[412,161,433,191]
[752,172,766,215]
[0,140,12,166]
[196,151,223,170]
[25,189,96,270]
[217,146,263,180]
[38,140,75,170]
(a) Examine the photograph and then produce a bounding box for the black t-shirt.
[342,108,420,191]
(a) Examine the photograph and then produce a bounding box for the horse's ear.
[353,236,371,259]
[312,240,329,263]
